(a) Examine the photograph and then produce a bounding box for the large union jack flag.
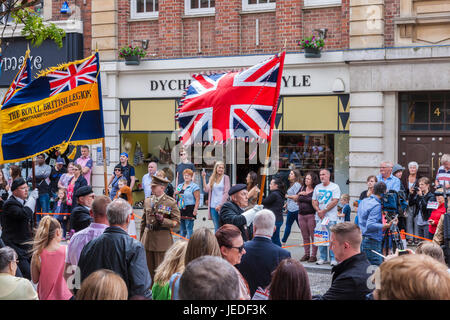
[47,54,98,96]
[176,52,285,144]
[1,50,31,105]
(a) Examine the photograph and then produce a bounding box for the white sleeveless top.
[210,176,225,208]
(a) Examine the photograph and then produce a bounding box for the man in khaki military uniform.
[140,175,180,280]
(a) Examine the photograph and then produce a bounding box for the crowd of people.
[0,147,449,300]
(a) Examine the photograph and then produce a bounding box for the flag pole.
[257,141,272,205]
[95,42,109,197]
[257,50,286,205]
[102,138,109,196]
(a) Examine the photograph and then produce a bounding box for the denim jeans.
[318,220,336,261]
[36,193,50,225]
[180,219,195,239]
[361,236,383,266]
[210,208,221,232]
[272,220,283,247]
[406,206,418,241]
[282,210,299,243]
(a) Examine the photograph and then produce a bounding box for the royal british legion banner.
[0,52,104,163]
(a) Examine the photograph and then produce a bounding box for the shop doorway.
[398,92,450,181]
[399,134,450,181]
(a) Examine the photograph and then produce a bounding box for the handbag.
[313,220,330,246]
[159,137,172,164]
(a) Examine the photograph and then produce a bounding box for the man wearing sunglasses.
[69,186,95,233]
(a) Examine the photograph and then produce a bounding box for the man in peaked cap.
[0,178,39,279]
[69,185,95,233]
[140,172,180,281]
[220,184,263,242]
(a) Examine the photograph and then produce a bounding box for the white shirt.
[312,182,341,221]
[210,176,224,208]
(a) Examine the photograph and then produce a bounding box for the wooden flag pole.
[31,157,36,189]
[102,138,109,196]
[257,140,272,205]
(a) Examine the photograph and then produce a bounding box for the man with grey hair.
[179,256,240,300]
[435,154,450,189]
[78,198,152,299]
[236,209,291,297]
[377,160,400,192]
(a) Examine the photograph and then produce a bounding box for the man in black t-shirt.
[175,149,195,186]
[108,152,135,191]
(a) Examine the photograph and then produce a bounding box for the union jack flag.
[1,50,31,105]
[47,54,98,96]
[176,52,285,144]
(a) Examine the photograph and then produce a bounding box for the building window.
[131,0,158,19]
[303,0,341,8]
[0,1,14,26]
[185,0,215,16]
[400,92,450,131]
[242,0,276,12]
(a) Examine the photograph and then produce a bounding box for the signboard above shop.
[0,33,84,87]
[116,65,349,98]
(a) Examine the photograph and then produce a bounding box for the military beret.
[75,185,94,198]
[228,184,247,196]
[11,178,27,191]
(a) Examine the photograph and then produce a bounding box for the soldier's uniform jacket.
[140,193,180,252]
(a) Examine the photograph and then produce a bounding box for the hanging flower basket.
[124,55,141,65]
[304,47,321,58]
[298,36,324,58]
[119,45,147,65]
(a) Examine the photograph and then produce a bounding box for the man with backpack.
[357,182,397,265]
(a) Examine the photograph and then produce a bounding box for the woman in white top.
[0,246,38,300]
[202,161,230,232]
[281,169,302,246]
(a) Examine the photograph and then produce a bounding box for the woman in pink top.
[30,216,72,300]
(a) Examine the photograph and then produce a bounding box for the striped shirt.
[435,166,450,188]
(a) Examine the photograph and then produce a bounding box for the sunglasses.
[228,244,245,253]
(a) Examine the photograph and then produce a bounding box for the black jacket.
[220,201,252,241]
[313,252,372,300]
[236,236,291,297]
[262,189,285,222]
[78,226,152,299]
[0,196,33,245]
[409,191,436,221]
[49,166,67,194]
[68,175,88,209]
[70,205,92,233]
[298,186,315,215]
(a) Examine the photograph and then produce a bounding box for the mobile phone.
[398,250,410,256]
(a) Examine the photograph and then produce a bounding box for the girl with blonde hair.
[152,240,188,300]
[76,269,128,300]
[201,161,230,232]
[169,227,222,300]
[29,216,72,300]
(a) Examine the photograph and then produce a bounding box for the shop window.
[278,133,335,178]
[400,92,450,131]
[185,0,215,16]
[131,0,158,19]
[303,0,341,8]
[242,0,276,12]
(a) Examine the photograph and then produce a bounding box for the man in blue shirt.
[357,182,396,265]
[376,160,401,192]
